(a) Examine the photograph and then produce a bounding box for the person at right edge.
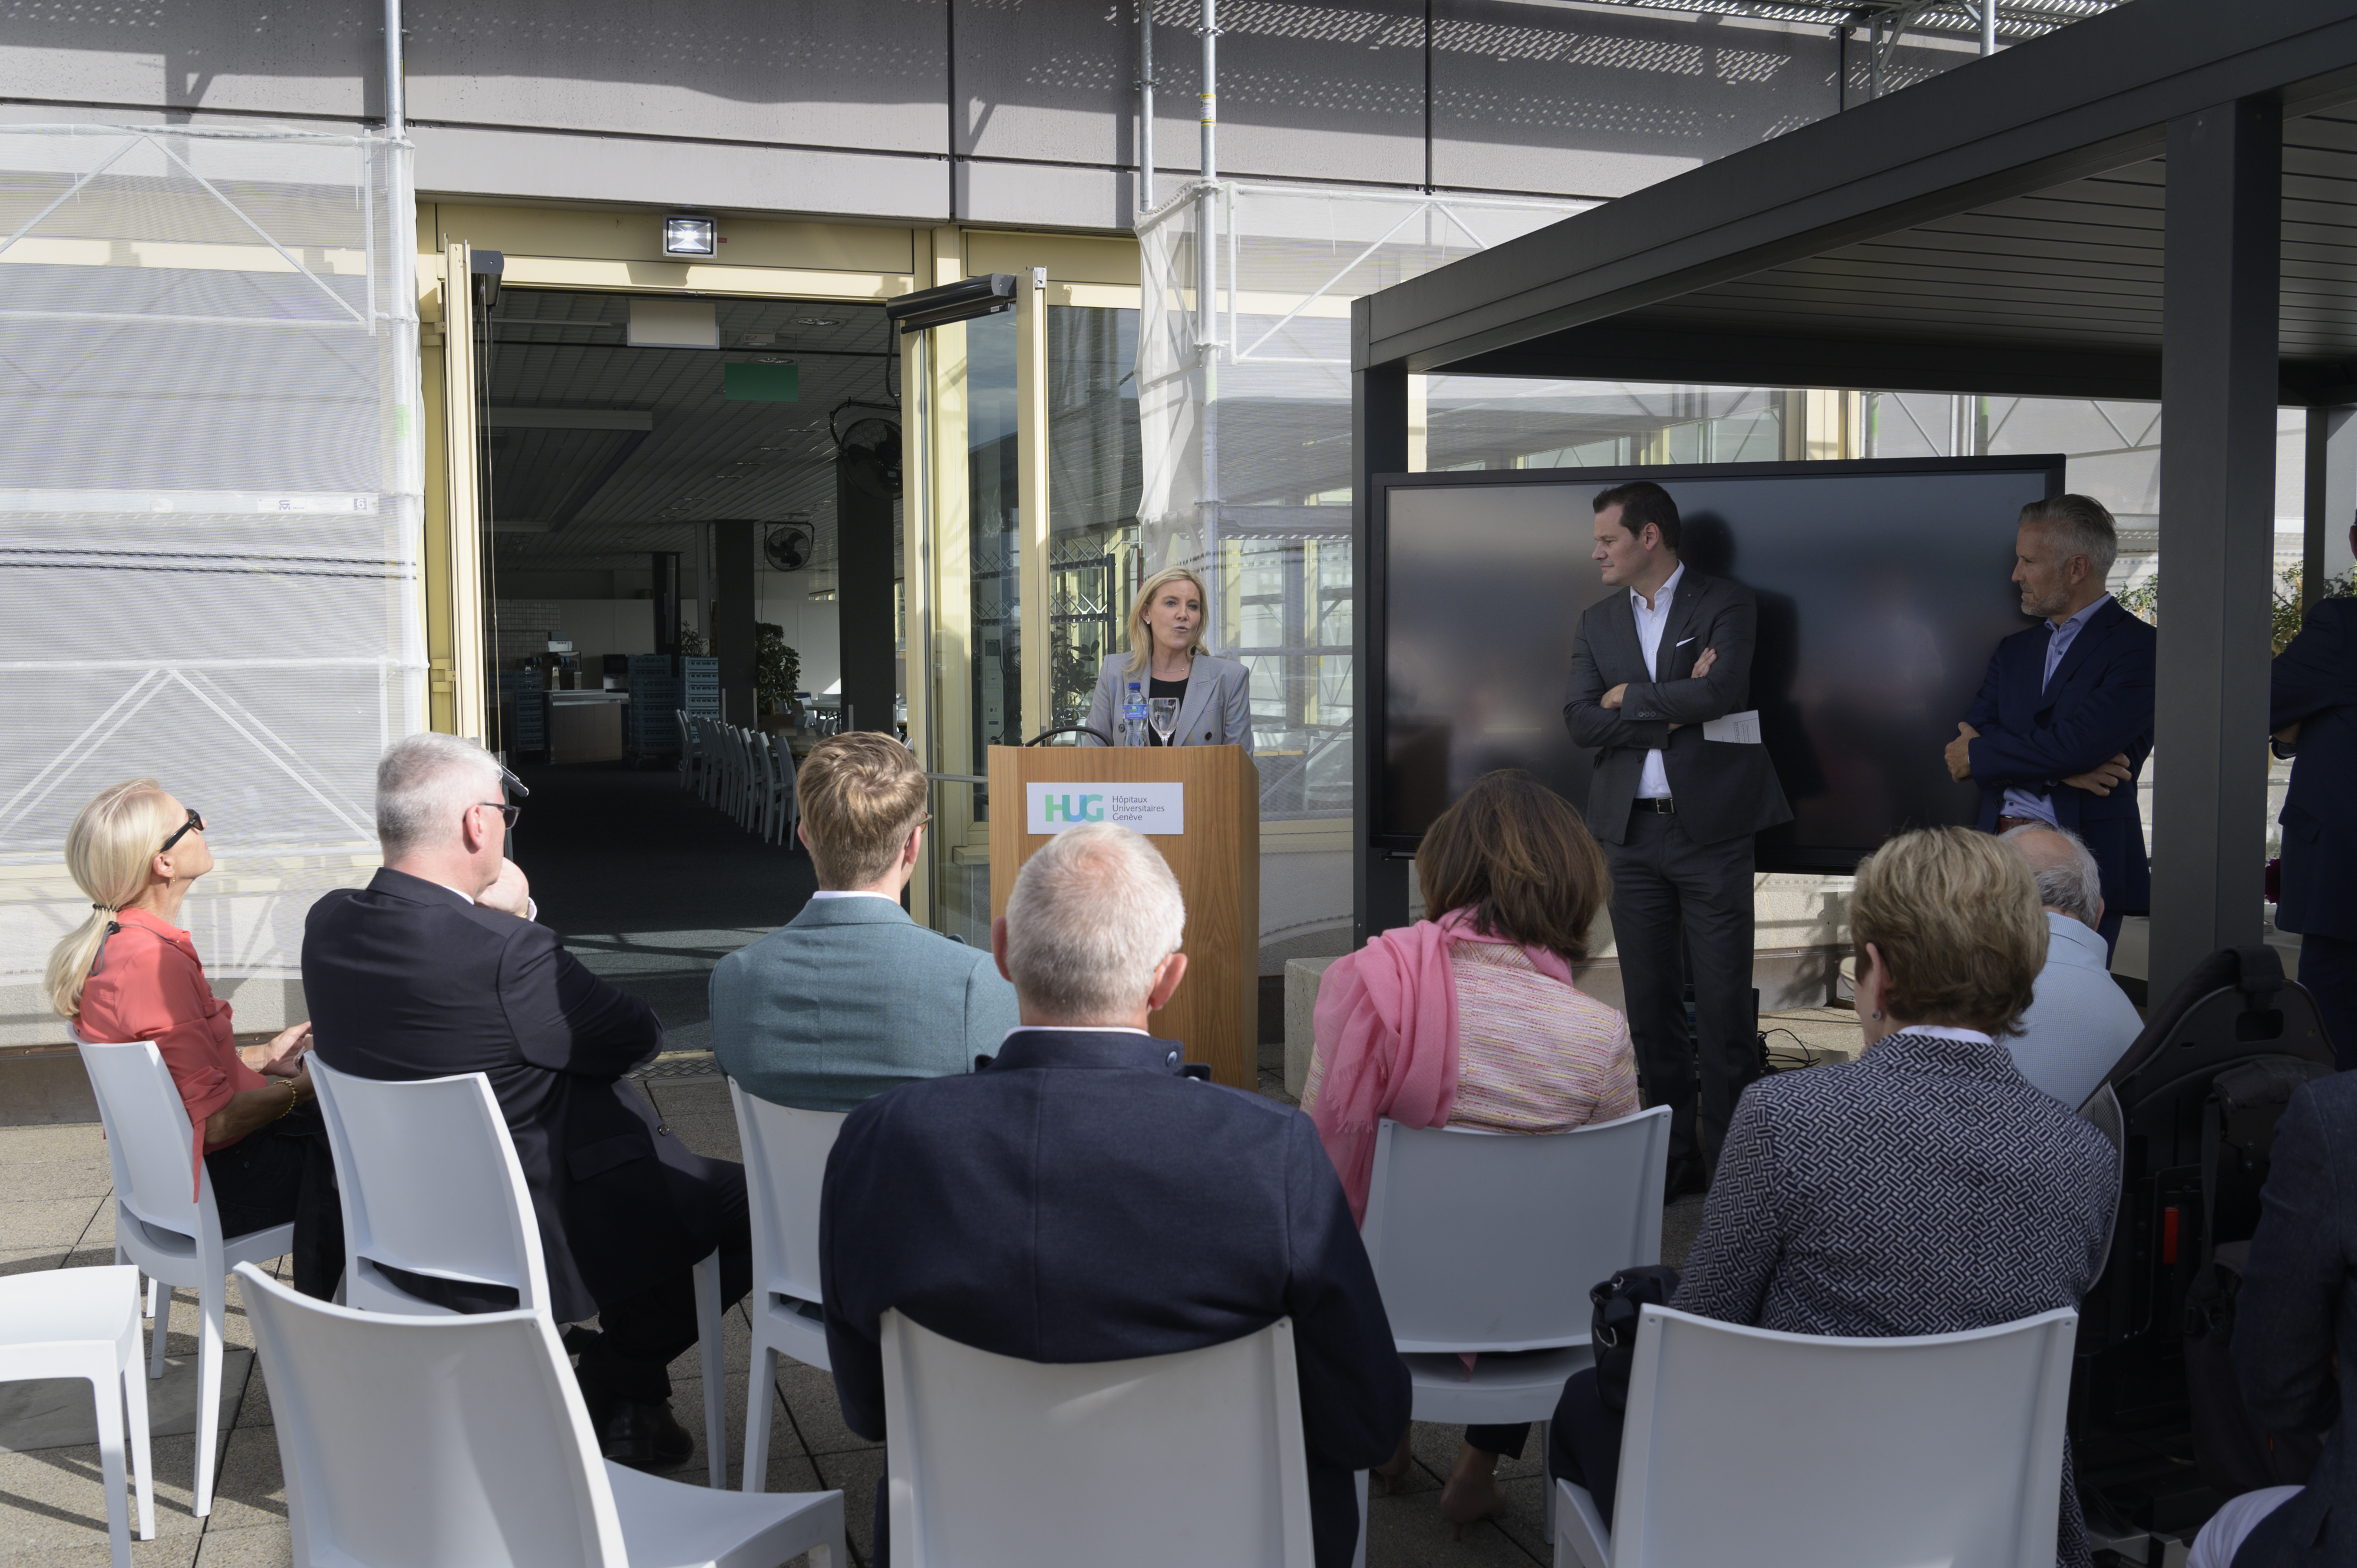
[2266,513,2357,1069]
[1563,480,1790,1200]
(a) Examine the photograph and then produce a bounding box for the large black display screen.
[1372,457,2064,870]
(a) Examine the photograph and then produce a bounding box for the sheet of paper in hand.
[1702,709,1762,744]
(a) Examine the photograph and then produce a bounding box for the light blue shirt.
[2006,909,2144,1109]
[2002,593,2112,826]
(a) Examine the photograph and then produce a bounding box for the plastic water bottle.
[1124,681,1147,747]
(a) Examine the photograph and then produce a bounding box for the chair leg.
[1540,1419,1554,1540]
[118,1331,154,1541]
[743,1338,777,1493]
[692,1250,726,1489]
[193,1276,224,1517]
[1353,1468,1369,1568]
[87,1369,130,1568]
[147,1285,170,1380]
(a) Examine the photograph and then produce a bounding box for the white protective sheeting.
[0,125,424,1031]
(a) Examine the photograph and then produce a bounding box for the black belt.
[1632,797,1676,813]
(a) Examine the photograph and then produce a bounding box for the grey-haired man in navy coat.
[819,822,1409,1568]
[2270,520,2357,1069]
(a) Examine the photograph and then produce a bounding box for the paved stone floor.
[0,1071,1715,1568]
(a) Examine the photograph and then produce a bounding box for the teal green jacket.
[709,895,1019,1112]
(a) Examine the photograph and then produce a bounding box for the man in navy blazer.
[820,823,1409,1568]
[1947,493,2154,955]
[304,734,750,1470]
[2270,524,2357,1067]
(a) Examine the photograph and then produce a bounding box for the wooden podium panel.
[987,745,1260,1087]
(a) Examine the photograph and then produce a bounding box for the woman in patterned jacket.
[1304,768,1639,1530]
[1546,825,2118,1568]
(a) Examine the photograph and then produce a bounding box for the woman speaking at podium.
[1084,565,1254,753]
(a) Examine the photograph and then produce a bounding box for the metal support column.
[1981,0,1996,57]
[714,519,759,725]
[1138,0,1156,216]
[2150,97,2282,998]
[1352,298,1412,947]
[2306,405,2357,608]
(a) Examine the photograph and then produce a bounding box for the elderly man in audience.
[819,821,1411,1568]
[302,732,751,1470]
[1546,827,2118,1568]
[2000,824,2147,1108]
[711,730,1016,1110]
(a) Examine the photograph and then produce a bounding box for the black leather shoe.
[598,1399,696,1469]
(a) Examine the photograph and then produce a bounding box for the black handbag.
[1590,1264,1682,1413]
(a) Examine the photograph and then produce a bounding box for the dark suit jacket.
[2272,596,2357,942]
[1963,598,2155,915]
[1562,569,1793,846]
[2233,1069,2355,1564]
[819,1028,1410,1568]
[302,868,693,1323]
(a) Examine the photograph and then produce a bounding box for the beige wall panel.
[963,230,1140,288]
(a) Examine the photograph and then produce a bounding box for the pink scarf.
[1308,909,1579,1224]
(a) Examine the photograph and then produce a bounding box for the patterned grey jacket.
[1675,1031,2118,1568]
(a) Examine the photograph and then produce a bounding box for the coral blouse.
[75,908,267,1194]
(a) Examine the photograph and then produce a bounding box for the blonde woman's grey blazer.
[1082,653,1254,754]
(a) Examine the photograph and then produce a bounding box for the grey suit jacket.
[2233,1069,2356,1564]
[2009,912,2144,1110]
[1562,569,1791,846]
[708,894,1019,1112]
[1083,652,1254,753]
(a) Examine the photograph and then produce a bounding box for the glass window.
[1047,305,1142,735]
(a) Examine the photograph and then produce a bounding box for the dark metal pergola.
[1351,0,2357,1003]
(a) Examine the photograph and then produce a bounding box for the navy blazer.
[2272,596,2357,942]
[1963,597,2156,915]
[2233,1069,2357,1563]
[818,1028,1409,1568]
[302,869,699,1323]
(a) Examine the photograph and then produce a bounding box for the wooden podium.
[987,744,1260,1087]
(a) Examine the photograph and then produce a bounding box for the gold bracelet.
[274,1080,301,1120]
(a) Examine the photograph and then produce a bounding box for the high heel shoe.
[1371,1430,1414,1495]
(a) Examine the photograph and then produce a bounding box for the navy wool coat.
[2271,596,2357,942]
[819,1028,1410,1568]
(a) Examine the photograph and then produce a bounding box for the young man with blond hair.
[711,731,1016,1110]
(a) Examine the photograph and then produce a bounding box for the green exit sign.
[724,362,799,401]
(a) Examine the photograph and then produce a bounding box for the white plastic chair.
[235,1261,845,1568]
[1357,1107,1671,1545]
[880,1308,1315,1568]
[1551,1304,2080,1568]
[309,1059,730,1488]
[761,734,798,845]
[727,1084,841,1490]
[744,727,773,834]
[675,709,701,792]
[75,1031,296,1519]
[0,1266,155,1564]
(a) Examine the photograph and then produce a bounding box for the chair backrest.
[309,1059,547,1314]
[72,1032,211,1242]
[1361,1107,1670,1354]
[880,1309,1313,1568]
[235,1262,628,1567]
[1612,1305,2079,1568]
[729,1083,843,1307]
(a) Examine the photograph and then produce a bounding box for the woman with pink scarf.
[1303,769,1638,1533]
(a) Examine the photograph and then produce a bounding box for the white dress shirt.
[2006,909,2144,1109]
[809,889,901,902]
[2001,593,2113,826]
[1630,562,1686,800]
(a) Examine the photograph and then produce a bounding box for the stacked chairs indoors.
[682,713,797,846]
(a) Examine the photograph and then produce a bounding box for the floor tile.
[190,1524,291,1566]
[0,1196,108,1251]
[195,1426,287,1534]
[0,1246,71,1278]
[771,1356,875,1457]
[0,1434,204,1549]
[0,1350,253,1452]
[810,1444,882,1568]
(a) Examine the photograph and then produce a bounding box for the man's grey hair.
[375,732,502,861]
[2000,823,2103,930]
[1003,823,1186,1024]
[2019,493,2119,580]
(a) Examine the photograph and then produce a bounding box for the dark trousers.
[2295,932,2357,1072]
[1545,1368,1625,1525]
[203,1101,344,1301]
[1604,813,1759,1164]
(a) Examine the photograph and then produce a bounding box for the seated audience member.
[302,732,751,1470]
[711,731,1016,1110]
[820,822,1410,1568]
[1305,768,1638,1527]
[55,780,340,1297]
[1547,827,2116,1568]
[2000,824,2145,1107]
[2190,1069,2357,1568]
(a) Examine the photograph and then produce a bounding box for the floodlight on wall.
[662,215,718,256]
[884,274,1018,334]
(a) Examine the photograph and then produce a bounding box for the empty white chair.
[1552,1304,2079,1568]
[309,1059,730,1488]
[1358,1107,1670,1541]
[75,1032,295,1519]
[728,1084,841,1491]
[235,1261,845,1568]
[880,1308,1315,1568]
[0,1266,155,1564]
[762,734,798,846]
[675,709,701,792]
[744,728,773,834]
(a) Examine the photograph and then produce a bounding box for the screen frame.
[1362,453,2068,863]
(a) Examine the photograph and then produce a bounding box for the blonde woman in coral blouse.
[50,780,342,1298]
[1303,768,1638,1533]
